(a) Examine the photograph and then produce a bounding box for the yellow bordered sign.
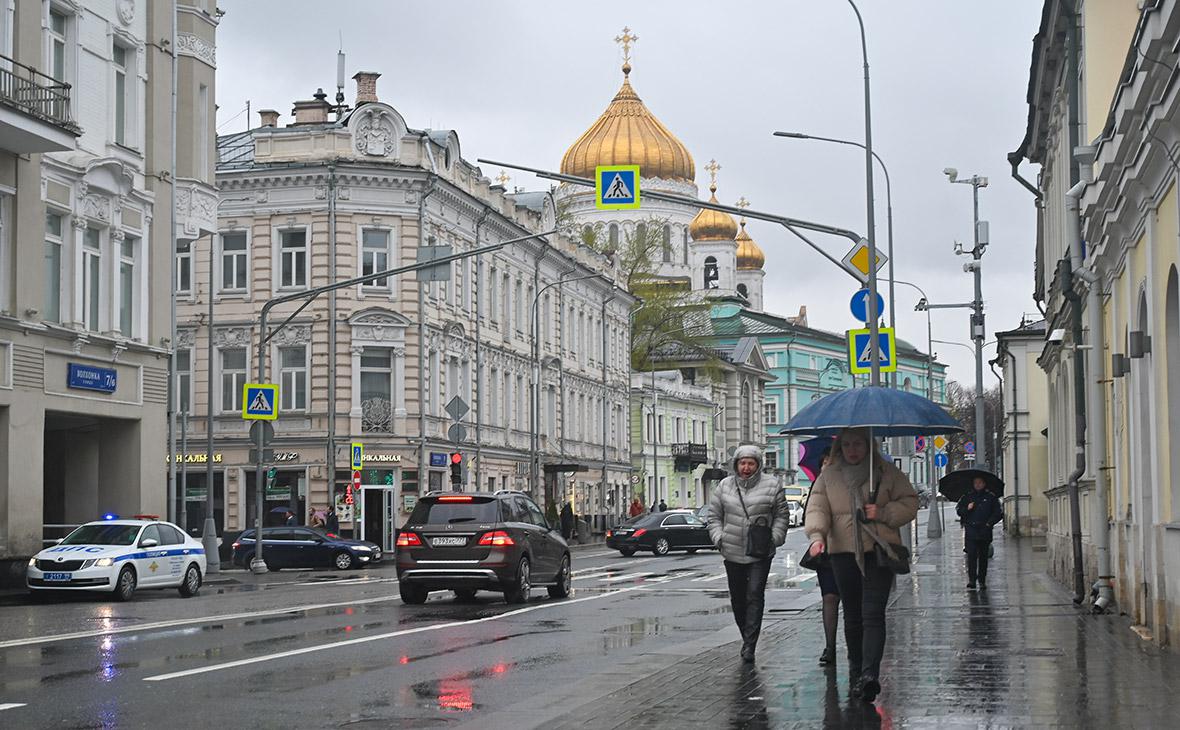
[595,165,641,210]
[242,383,279,421]
[846,327,897,375]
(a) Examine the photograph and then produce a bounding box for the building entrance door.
[360,487,396,551]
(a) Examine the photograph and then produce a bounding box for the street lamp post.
[896,280,942,538]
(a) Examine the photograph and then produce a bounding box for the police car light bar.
[102,513,119,520]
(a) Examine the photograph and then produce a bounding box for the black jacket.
[957,489,1002,541]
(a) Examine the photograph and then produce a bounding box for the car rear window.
[409,497,500,524]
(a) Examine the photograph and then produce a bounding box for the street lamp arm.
[773,131,891,193]
[921,302,974,310]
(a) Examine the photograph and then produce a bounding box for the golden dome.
[736,220,765,270]
[560,65,696,182]
[689,181,738,241]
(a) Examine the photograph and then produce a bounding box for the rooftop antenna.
[335,33,346,120]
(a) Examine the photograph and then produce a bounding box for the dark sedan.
[606,511,714,556]
[231,527,381,571]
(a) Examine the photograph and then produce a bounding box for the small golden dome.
[689,181,738,241]
[560,66,696,182]
[736,220,765,270]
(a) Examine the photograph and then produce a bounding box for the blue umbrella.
[779,386,963,437]
[797,437,834,483]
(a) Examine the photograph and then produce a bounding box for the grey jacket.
[706,445,789,564]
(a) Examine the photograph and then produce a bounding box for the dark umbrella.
[938,469,1004,502]
[268,506,291,514]
[797,437,834,483]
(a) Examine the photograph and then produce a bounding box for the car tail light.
[231,542,240,550]
[438,495,473,502]
[633,528,647,537]
[477,530,515,547]
[605,529,613,537]
[396,532,422,547]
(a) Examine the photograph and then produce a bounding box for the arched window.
[662,225,672,262]
[903,377,912,393]
[682,229,689,265]
[737,283,749,299]
[703,256,719,289]
[609,223,619,249]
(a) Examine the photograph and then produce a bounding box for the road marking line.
[599,572,651,583]
[692,573,727,582]
[0,704,27,711]
[572,573,612,582]
[0,595,401,650]
[144,582,657,682]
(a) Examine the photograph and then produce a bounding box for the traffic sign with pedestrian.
[849,288,886,323]
[595,165,640,210]
[934,452,949,468]
[242,383,279,420]
[846,327,897,374]
[840,238,888,284]
[351,442,364,470]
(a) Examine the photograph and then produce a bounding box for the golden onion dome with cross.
[560,28,696,183]
[734,198,765,270]
[689,160,739,241]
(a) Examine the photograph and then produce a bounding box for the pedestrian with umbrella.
[941,469,1004,589]
[782,386,962,703]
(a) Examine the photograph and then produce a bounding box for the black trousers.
[724,559,772,647]
[830,552,893,679]
[965,538,991,584]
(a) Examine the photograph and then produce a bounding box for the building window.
[704,255,719,289]
[514,279,523,334]
[646,412,655,442]
[279,229,307,289]
[43,212,62,322]
[487,265,497,324]
[81,227,101,332]
[48,8,67,82]
[220,348,247,413]
[360,348,393,432]
[197,84,209,174]
[682,228,689,265]
[175,347,192,413]
[112,43,130,146]
[279,346,307,411]
[360,229,391,289]
[662,225,672,263]
[764,451,778,469]
[176,240,192,295]
[118,236,136,337]
[609,224,619,250]
[763,401,778,426]
[500,273,510,332]
[737,283,749,300]
[220,231,248,292]
[489,367,500,424]
[741,382,752,442]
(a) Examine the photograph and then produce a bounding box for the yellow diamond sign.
[841,238,888,283]
[932,435,948,451]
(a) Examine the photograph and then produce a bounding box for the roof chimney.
[258,109,279,128]
[353,71,380,106]
[291,90,332,125]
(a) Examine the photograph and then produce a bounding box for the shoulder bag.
[735,485,774,559]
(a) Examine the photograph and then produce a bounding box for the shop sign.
[265,484,291,500]
[166,453,224,464]
[403,495,418,512]
[273,452,300,462]
[363,454,403,464]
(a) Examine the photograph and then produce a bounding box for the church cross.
[735,196,750,224]
[496,170,511,187]
[705,159,721,189]
[615,27,638,66]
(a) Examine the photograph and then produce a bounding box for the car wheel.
[454,589,477,602]
[178,563,202,598]
[112,566,136,602]
[399,583,428,605]
[333,551,354,571]
[619,548,636,557]
[548,555,571,599]
[654,538,670,556]
[504,557,531,604]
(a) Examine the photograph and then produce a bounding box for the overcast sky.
[215,0,1044,388]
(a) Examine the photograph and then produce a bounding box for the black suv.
[396,491,571,605]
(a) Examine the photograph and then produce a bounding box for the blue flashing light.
[102,513,119,521]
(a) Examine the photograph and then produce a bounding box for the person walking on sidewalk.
[707,445,789,663]
[804,447,840,667]
[629,497,644,518]
[804,427,918,703]
[957,476,1002,590]
[560,502,575,540]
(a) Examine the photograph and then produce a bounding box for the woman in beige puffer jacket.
[803,427,917,704]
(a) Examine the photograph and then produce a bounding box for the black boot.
[860,674,881,703]
[849,664,862,697]
[819,646,836,665]
[740,613,761,662]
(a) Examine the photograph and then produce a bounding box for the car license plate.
[43,572,72,581]
[431,537,466,547]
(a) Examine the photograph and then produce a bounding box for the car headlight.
[95,558,115,567]
[353,545,372,552]
[28,557,36,567]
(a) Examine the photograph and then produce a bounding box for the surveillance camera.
[943,167,958,181]
[963,261,979,273]
[1048,328,1066,343]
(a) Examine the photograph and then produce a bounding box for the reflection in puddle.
[407,661,517,714]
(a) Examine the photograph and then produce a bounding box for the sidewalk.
[498,529,1180,729]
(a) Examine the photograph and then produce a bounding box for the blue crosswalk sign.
[242,383,279,421]
[846,327,897,374]
[596,165,640,209]
[934,452,949,468]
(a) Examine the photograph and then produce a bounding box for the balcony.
[671,442,709,471]
[0,56,79,153]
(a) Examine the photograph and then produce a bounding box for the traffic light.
[450,451,463,488]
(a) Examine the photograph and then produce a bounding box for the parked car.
[606,511,714,556]
[787,501,805,527]
[28,517,206,601]
[395,491,571,605]
[231,527,381,571]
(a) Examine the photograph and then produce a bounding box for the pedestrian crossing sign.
[242,383,279,421]
[595,165,641,210]
[846,327,897,374]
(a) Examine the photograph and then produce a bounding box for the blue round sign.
[964,441,975,454]
[850,288,886,323]
[934,452,949,468]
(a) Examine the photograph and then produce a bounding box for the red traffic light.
[450,452,463,465]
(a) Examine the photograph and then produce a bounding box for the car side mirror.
[140,538,159,548]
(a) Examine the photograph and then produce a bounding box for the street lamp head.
[942,167,958,182]
[773,131,809,139]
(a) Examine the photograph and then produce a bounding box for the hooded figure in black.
[957,477,1002,589]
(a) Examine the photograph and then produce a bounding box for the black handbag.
[799,547,829,571]
[736,486,774,559]
[864,525,911,574]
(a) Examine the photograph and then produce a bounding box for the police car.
[27,516,206,601]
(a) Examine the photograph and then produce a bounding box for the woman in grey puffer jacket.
[707,444,789,662]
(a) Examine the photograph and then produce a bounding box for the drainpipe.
[418,137,438,495]
[326,162,337,516]
[1064,180,1088,604]
[995,349,1021,537]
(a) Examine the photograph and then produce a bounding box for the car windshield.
[60,524,140,546]
[784,487,803,498]
[408,498,500,524]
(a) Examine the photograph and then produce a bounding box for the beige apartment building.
[179,73,631,549]
[0,1,216,580]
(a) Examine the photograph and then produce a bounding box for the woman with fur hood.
[706,444,789,662]
[804,427,918,703]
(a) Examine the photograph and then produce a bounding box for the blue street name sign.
[429,452,448,467]
[849,288,886,323]
[67,363,117,393]
[934,452,949,468]
[595,165,640,210]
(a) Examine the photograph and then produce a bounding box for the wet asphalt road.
[0,522,833,728]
